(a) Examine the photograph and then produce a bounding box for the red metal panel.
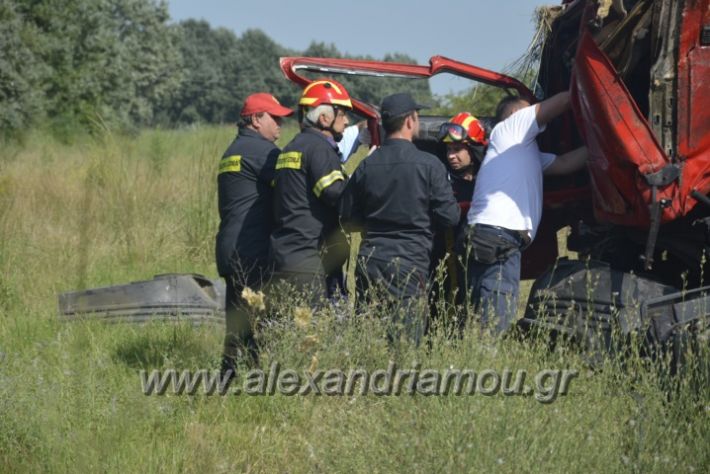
[428,56,536,102]
[571,31,682,227]
[279,56,534,101]
[678,0,710,156]
[279,56,535,146]
[677,0,710,212]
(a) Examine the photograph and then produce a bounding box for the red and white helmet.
[438,112,488,146]
[299,79,353,109]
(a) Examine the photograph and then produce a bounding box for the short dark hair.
[495,95,527,122]
[382,111,415,135]
[237,112,265,128]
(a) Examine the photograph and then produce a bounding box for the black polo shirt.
[340,138,460,273]
[270,127,346,274]
[215,127,280,277]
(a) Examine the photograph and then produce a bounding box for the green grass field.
[0,126,708,473]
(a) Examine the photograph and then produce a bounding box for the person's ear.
[318,112,329,128]
[251,114,262,129]
[405,114,415,131]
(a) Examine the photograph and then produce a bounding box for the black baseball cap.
[380,92,428,119]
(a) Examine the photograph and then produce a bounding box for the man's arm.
[319,177,346,205]
[309,149,346,206]
[544,146,588,176]
[430,162,460,228]
[535,91,571,128]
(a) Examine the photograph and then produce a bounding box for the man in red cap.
[216,92,293,377]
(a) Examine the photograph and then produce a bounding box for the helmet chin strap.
[317,105,343,142]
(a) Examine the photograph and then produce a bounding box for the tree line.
[0,0,433,139]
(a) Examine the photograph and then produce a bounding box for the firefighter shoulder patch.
[276,151,302,170]
[218,155,241,174]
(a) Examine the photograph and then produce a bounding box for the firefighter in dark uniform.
[430,112,488,327]
[340,92,460,344]
[216,92,294,374]
[270,79,353,304]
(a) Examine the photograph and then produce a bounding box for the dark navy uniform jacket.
[430,171,475,276]
[448,171,475,238]
[216,128,280,277]
[340,138,460,274]
[270,127,347,274]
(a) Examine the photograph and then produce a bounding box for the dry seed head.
[241,287,266,311]
[300,334,319,351]
[308,353,319,374]
[293,306,312,329]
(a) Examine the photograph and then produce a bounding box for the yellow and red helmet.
[438,112,488,146]
[299,79,353,109]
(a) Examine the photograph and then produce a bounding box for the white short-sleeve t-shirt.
[466,104,556,240]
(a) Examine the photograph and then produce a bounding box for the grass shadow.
[111,324,217,370]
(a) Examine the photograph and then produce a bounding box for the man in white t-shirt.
[464,91,587,334]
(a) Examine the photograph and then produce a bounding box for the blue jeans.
[464,225,523,335]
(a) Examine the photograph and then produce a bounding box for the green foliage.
[166,20,242,125]
[431,68,539,118]
[166,32,435,125]
[165,23,296,125]
[431,84,510,118]
[0,0,47,136]
[0,3,436,137]
[1,0,181,137]
[234,29,299,108]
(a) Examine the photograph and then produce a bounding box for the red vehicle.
[279,0,710,360]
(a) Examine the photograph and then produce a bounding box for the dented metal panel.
[572,31,677,227]
[569,0,710,227]
[677,0,710,156]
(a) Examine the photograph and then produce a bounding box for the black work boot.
[219,355,238,385]
[219,338,260,384]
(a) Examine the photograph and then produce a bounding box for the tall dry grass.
[0,126,707,473]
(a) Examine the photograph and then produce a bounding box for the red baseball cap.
[240,93,294,117]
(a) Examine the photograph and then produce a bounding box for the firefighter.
[340,92,460,344]
[439,112,488,205]
[269,79,353,305]
[216,92,294,375]
[430,113,488,324]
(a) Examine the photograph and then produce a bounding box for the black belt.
[474,224,531,247]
